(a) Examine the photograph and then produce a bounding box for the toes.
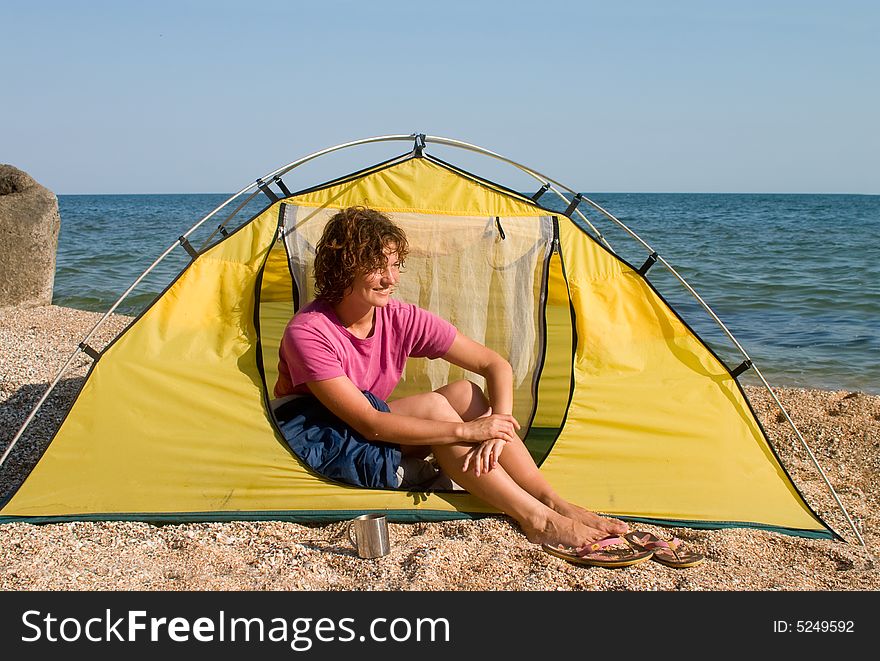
[606,518,628,533]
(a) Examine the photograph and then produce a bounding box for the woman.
[274,206,627,551]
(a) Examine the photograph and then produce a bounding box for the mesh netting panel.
[282,205,554,425]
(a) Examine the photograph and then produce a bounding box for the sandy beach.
[0,305,877,591]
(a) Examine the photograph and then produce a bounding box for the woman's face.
[347,246,403,308]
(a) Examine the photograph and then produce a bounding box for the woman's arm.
[440,332,515,416]
[439,332,520,474]
[305,375,519,446]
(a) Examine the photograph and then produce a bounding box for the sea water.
[53,192,880,394]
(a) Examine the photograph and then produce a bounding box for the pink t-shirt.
[274,298,458,401]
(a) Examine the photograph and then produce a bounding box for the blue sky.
[2,0,877,194]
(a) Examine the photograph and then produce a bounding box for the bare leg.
[389,383,623,544]
[430,442,607,548]
[432,380,492,422]
[493,436,627,535]
[387,391,448,460]
[430,380,627,535]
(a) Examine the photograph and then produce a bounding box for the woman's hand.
[459,413,520,476]
[462,438,508,476]
[460,413,520,444]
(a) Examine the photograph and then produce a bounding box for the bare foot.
[554,502,628,536]
[521,509,606,549]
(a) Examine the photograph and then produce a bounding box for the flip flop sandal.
[542,536,654,569]
[623,531,705,569]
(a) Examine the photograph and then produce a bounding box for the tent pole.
[0,349,82,469]
[0,237,184,470]
[197,188,264,251]
[418,141,612,247]
[544,186,613,249]
[271,134,414,180]
[199,136,420,249]
[750,364,867,548]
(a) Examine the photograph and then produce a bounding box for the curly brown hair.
[313,207,409,305]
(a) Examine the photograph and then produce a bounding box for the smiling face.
[346,245,403,309]
[313,207,409,306]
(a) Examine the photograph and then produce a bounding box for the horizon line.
[55,190,880,197]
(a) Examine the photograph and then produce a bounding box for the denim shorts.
[274,390,402,489]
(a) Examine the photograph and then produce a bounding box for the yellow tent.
[0,137,836,539]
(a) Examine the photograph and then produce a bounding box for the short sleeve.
[406,305,457,359]
[282,324,346,385]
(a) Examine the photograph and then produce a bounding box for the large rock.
[0,165,60,308]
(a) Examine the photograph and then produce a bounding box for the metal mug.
[347,513,390,559]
